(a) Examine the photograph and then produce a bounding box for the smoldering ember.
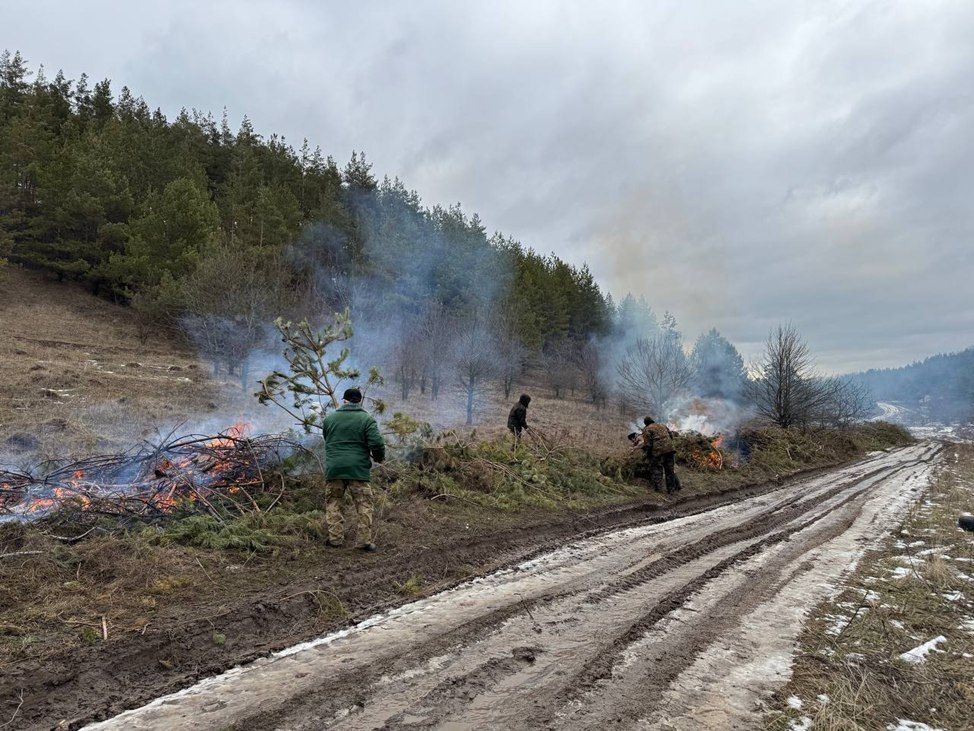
[2,4,974,730]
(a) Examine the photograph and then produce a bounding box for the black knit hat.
[343,387,363,403]
[643,416,654,425]
[519,393,531,406]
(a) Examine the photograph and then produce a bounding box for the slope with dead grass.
[0,267,220,457]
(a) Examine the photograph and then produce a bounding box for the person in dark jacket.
[507,393,531,446]
[322,388,386,551]
[641,416,681,493]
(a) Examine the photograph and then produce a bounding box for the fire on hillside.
[0,423,301,524]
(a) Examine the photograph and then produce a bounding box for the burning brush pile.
[0,424,304,526]
[673,432,727,471]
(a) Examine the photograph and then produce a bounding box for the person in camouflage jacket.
[640,416,681,494]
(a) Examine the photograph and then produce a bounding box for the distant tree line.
[850,347,974,423]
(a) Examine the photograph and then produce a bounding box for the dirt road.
[86,443,939,730]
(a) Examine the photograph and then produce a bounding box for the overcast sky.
[5,0,973,372]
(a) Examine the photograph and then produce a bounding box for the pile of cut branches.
[0,429,308,527]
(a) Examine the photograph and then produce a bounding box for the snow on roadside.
[887,720,946,731]
[898,636,946,664]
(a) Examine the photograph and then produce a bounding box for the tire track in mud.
[7,469,816,730]
[358,448,941,730]
[581,458,909,605]
[84,444,939,731]
[554,455,938,725]
[381,450,941,730]
[248,458,907,728]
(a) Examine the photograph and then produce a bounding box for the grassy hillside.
[0,266,218,457]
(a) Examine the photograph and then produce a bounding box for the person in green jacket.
[322,387,386,551]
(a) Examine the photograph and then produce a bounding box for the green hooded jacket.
[322,404,386,481]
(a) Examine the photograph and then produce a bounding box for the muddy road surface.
[87,443,940,730]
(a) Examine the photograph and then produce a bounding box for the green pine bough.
[256,309,385,433]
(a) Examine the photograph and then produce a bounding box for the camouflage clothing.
[325,479,374,546]
[647,452,681,493]
[641,422,675,456]
[640,422,680,493]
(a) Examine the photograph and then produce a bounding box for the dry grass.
[766,442,974,731]
[0,267,227,457]
[0,522,216,662]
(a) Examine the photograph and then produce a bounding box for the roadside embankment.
[0,422,911,728]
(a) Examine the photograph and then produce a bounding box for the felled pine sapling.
[256,309,384,433]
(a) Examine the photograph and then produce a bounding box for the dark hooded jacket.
[507,394,531,433]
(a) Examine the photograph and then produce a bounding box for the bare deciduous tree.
[747,324,867,428]
[452,321,497,425]
[576,340,608,408]
[179,247,292,388]
[616,333,693,418]
[496,337,527,400]
[489,305,528,400]
[820,377,873,427]
[390,318,424,400]
[544,339,579,399]
[418,303,453,401]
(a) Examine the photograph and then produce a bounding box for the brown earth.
[1,460,874,730]
[0,267,218,457]
[76,443,941,731]
[0,266,922,729]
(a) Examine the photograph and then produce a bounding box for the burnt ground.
[1,465,846,730]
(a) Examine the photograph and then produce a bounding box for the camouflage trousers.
[646,453,681,494]
[325,480,374,546]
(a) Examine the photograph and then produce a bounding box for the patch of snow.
[789,717,812,731]
[887,720,946,731]
[908,540,926,547]
[863,590,881,603]
[826,611,863,636]
[891,566,913,579]
[817,693,830,705]
[899,636,947,664]
[892,555,921,564]
[942,591,963,602]
[786,695,803,710]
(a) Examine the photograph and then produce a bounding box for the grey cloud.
[4,0,973,372]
